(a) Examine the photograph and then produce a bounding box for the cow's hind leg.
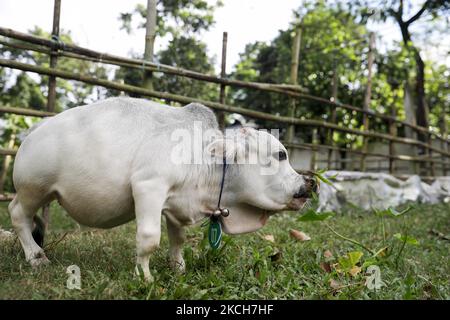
[9,196,50,267]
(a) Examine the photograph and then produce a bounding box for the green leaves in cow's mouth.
[298,209,335,222]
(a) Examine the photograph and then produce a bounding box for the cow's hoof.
[29,253,50,268]
[135,265,154,283]
[170,259,186,273]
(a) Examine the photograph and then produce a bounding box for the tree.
[230,0,449,148]
[119,0,221,37]
[352,0,450,140]
[110,0,221,103]
[230,1,370,146]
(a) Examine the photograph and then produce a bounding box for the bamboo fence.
[0,3,449,200]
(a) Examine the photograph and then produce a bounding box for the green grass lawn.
[0,201,449,300]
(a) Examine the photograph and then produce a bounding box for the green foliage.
[119,0,222,37]
[375,206,413,217]
[337,251,364,271]
[298,209,334,222]
[230,0,449,146]
[156,36,217,101]
[109,36,217,102]
[230,1,370,142]
[112,1,220,102]
[0,27,109,111]
[393,233,419,245]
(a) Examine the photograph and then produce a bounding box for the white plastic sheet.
[318,171,450,212]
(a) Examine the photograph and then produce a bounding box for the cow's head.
[206,127,318,234]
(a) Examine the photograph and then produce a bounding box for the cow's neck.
[165,163,230,225]
[198,164,230,213]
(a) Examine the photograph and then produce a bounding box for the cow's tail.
[32,205,49,247]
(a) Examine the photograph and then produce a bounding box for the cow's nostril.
[293,186,308,199]
[294,176,319,199]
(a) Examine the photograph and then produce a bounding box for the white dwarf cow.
[9,97,317,281]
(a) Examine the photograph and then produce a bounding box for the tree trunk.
[398,22,429,143]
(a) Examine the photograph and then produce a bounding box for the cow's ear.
[206,138,238,161]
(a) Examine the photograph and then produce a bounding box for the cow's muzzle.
[287,176,318,210]
[293,176,318,199]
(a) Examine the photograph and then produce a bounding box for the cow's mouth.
[220,204,274,235]
[287,197,309,210]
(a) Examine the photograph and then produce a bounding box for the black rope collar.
[207,151,230,249]
[212,154,230,219]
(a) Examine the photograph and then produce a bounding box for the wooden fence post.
[360,32,375,172]
[143,0,157,90]
[0,134,15,193]
[286,23,302,155]
[311,128,318,170]
[46,0,61,112]
[388,107,397,174]
[441,118,448,176]
[327,61,338,169]
[447,139,450,176]
[218,31,228,130]
[428,133,435,176]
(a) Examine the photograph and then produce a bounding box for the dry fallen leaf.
[320,262,332,273]
[349,266,362,277]
[324,250,333,258]
[429,229,450,241]
[289,229,311,241]
[329,279,341,290]
[263,234,275,242]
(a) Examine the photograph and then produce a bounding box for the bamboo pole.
[218,31,228,130]
[0,134,15,193]
[286,24,302,155]
[388,108,397,174]
[0,58,449,158]
[0,148,16,156]
[0,193,14,201]
[360,32,375,172]
[283,141,448,164]
[0,28,447,144]
[46,0,61,112]
[311,128,318,170]
[441,116,448,176]
[0,106,56,117]
[143,0,157,90]
[428,133,435,176]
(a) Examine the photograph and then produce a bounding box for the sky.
[0,0,448,74]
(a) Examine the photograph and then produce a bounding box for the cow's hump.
[182,103,219,130]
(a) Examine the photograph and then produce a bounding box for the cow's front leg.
[132,179,167,282]
[166,218,185,272]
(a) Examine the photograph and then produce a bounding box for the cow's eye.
[277,150,287,161]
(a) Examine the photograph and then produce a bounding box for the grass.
[0,201,449,300]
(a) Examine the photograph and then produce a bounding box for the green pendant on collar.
[208,217,222,249]
[208,154,228,249]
